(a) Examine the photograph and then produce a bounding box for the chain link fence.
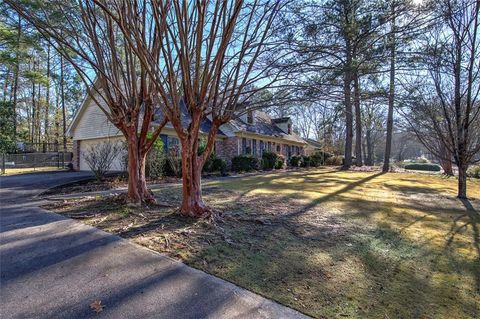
[1,152,73,175]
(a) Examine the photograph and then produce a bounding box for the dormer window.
[288,123,292,134]
[247,110,253,124]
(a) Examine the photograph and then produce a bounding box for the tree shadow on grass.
[446,198,480,293]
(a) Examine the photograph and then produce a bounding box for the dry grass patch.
[44,168,480,318]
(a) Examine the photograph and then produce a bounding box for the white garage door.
[79,137,126,172]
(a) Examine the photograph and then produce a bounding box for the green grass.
[45,168,480,318]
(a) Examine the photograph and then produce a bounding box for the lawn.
[44,168,480,318]
[1,166,67,176]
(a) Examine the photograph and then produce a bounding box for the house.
[304,138,323,156]
[67,96,307,171]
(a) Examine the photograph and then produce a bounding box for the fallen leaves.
[90,300,105,314]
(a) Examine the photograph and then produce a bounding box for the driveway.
[0,172,308,319]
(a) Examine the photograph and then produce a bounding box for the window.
[276,145,281,153]
[259,141,264,155]
[167,136,180,156]
[242,138,247,154]
[267,141,272,152]
[252,139,257,156]
[296,146,300,155]
[160,134,168,152]
[288,123,292,134]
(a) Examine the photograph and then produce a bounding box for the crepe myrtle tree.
[6,0,168,204]
[98,0,287,216]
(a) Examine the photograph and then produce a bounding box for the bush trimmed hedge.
[232,155,259,172]
[203,154,227,174]
[325,155,343,166]
[290,155,302,167]
[467,165,480,178]
[310,151,333,167]
[301,155,311,167]
[261,151,278,170]
[275,154,285,169]
[404,163,441,172]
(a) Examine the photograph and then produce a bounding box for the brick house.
[68,96,307,171]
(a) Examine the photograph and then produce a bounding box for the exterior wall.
[72,140,81,171]
[78,136,126,171]
[71,97,122,140]
[215,137,239,164]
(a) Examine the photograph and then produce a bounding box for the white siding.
[79,137,126,172]
[71,98,122,140]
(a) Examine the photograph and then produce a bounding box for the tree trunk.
[125,131,156,205]
[31,68,36,144]
[439,142,453,175]
[343,52,353,169]
[60,56,67,151]
[366,128,373,166]
[44,45,50,144]
[11,15,21,144]
[179,136,210,216]
[354,73,362,166]
[383,0,396,173]
[457,163,468,199]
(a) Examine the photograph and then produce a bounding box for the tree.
[404,0,480,197]
[105,0,283,216]
[6,0,168,204]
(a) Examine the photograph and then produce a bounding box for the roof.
[69,92,305,144]
[306,138,323,148]
[272,117,291,123]
[228,111,306,144]
[153,100,225,136]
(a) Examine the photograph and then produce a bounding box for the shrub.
[232,155,259,172]
[203,154,227,174]
[83,141,123,181]
[289,155,302,167]
[164,155,182,177]
[404,163,441,172]
[467,165,480,178]
[261,151,278,170]
[301,155,311,167]
[145,134,165,179]
[275,154,285,169]
[325,155,343,166]
[311,151,333,167]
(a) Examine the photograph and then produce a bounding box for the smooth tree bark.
[6,0,167,204]
[108,0,283,216]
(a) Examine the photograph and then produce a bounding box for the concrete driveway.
[0,172,309,319]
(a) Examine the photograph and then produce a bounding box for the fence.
[1,152,73,174]
[15,142,73,153]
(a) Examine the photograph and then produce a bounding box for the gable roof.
[153,100,225,136]
[228,111,306,144]
[69,93,306,144]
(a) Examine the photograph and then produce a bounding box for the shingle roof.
[230,111,306,144]
[154,104,306,144]
[154,100,225,136]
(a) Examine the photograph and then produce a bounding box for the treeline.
[0,5,83,153]
[265,0,479,198]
